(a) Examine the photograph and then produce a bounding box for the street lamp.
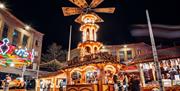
[123,45,127,48]
[25,25,31,30]
[0,3,5,9]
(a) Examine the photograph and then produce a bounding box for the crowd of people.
[40,80,52,91]
[113,73,141,91]
[0,74,12,91]
[0,74,36,90]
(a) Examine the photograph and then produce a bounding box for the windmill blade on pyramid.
[91,12,104,22]
[90,0,104,8]
[93,7,115,13]
[62,7,82,16]
[69,0,88,8]
[75,14,83,24]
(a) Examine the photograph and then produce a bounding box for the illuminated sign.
[0,38,10,55]
[0,38,34,67]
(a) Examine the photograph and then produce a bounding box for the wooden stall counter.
[142,85,180,91]
[66,84,98,91]
[102,84,114,91]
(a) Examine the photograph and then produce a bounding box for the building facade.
[0,7,43,67]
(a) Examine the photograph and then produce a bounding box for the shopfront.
[138,58,180,91]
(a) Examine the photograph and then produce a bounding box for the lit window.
[12,30,20,46]
[2,23,8,38]
[127,50,132,60]
[119,51,125,61]
[22,35,29,47]
[71,71,81,81]
[137,49,141,55]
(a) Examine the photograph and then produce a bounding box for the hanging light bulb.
[10,63,15,67]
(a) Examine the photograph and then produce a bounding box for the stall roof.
[0,67,50,77]
[63,52,119,69]
[129,46,180,65]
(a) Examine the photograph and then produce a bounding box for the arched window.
[92,29,95,40]
[71,71,81,83]
[85,46,91,53]
[86,28,90,40]
[94,47,97,53]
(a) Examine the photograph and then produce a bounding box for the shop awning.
[120,65,139,73]
[129,46,180,65]
[0,67,50,77]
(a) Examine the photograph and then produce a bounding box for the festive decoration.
[0,38,34,67]
[0,38,10,55]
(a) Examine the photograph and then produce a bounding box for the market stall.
[130,46,180,91]
[0,38,35,89]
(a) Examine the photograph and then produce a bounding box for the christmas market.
[1,0,180,91]
[36,0,180,91]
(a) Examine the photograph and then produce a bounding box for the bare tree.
[40,43,67,71]
[42,42,67,62]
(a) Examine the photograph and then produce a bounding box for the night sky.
[2,0,180,51]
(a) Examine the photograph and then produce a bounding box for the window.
[86,29,90,40]
[92,29,95,40]
[12,30,20,46]
[137,49,141,55]
[35,40,40,47]
[71,71,81,81]
[2,24,9,38]
[127,50,132,60]
[85,46,91,53]
[94,47,97,53]
[111,50,117,56]
[119,51,125,62]
[86,71,98,83]
[22,35,29,47]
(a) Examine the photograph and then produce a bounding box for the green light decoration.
[6,60,12,64]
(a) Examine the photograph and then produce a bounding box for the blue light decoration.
[0,38,35,67]
[0,38,10,55]
[15,47,29,58]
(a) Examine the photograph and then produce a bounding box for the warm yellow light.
[10,63,15,67]
[18,46,22,48]
[0,3,5,9]
[25,25,31,30]
[123,45,127,48]
[82,14,97,23]
[102,46,105,49]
